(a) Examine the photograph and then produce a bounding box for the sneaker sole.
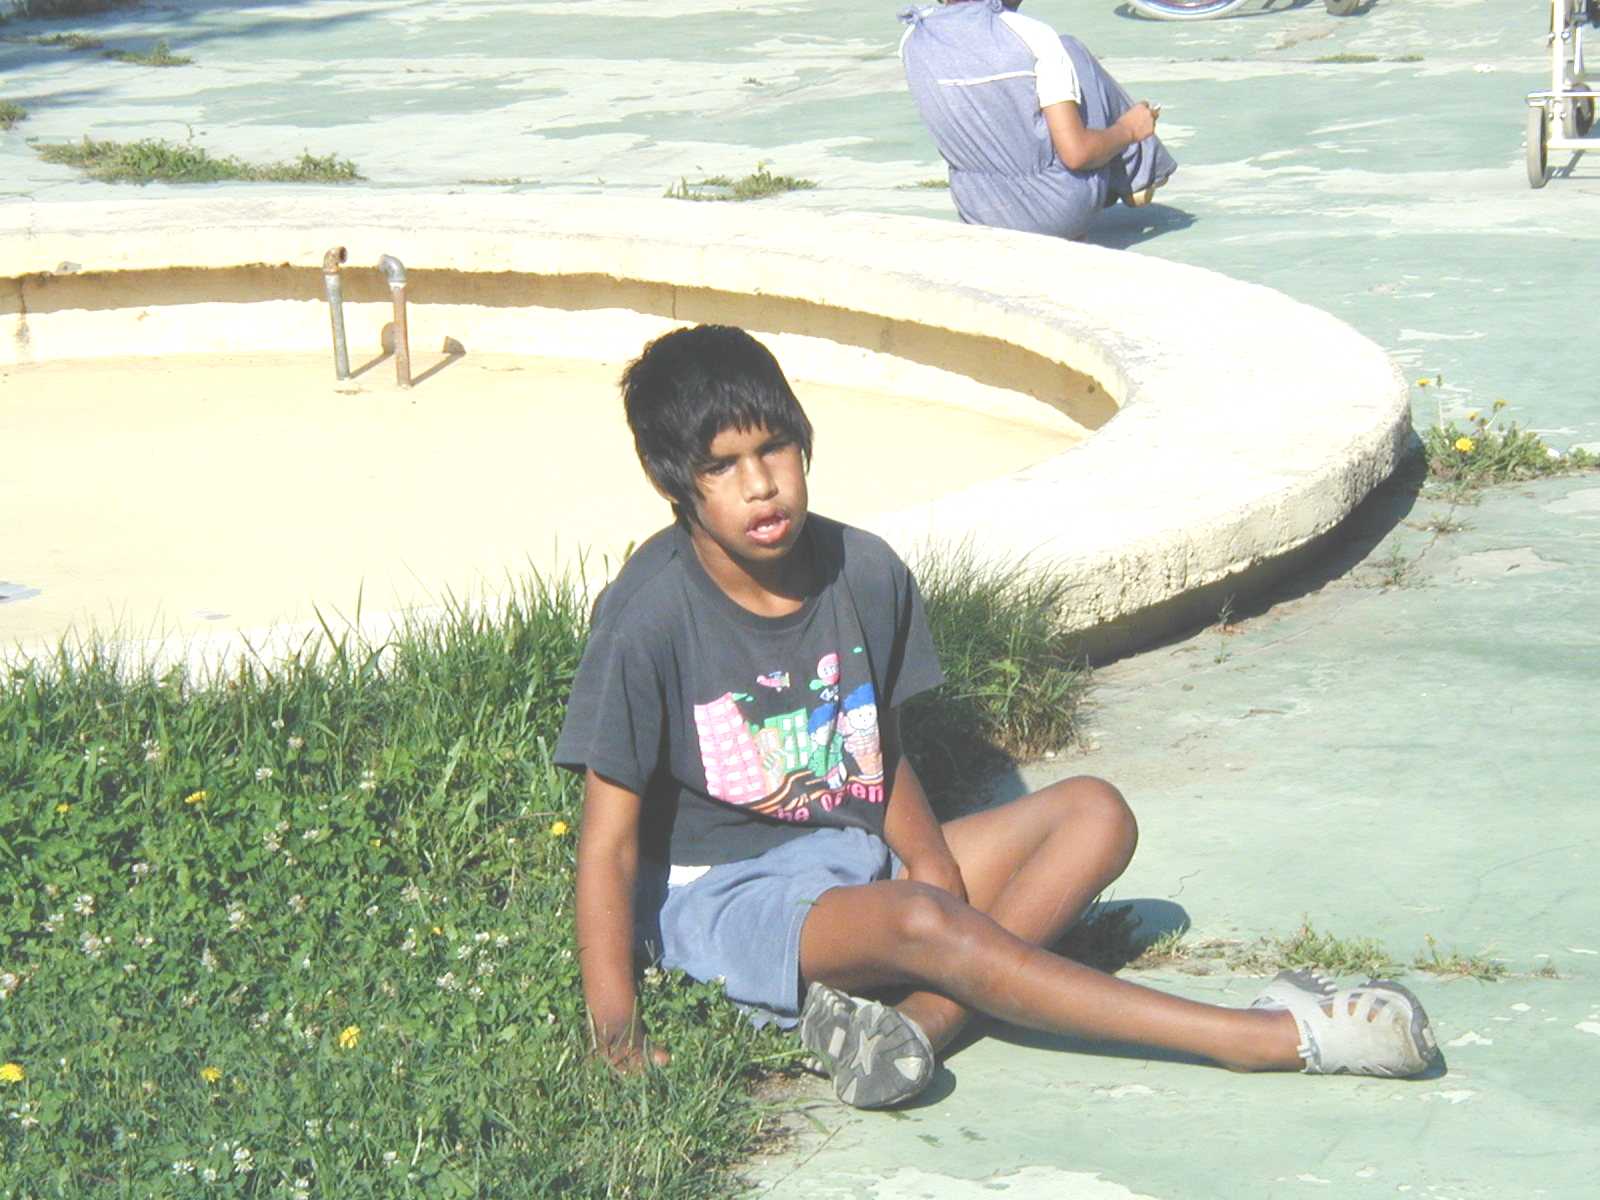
[799,983,934,1109]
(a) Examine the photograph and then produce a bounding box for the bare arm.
[1043,98,1157,172]
[880,709,967,902]
[575,768,668,1070]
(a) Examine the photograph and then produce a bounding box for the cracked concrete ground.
[3,0,1597,1196]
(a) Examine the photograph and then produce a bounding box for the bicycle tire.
[1125,0,1251,20]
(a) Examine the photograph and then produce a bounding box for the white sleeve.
[997,11,1081,109]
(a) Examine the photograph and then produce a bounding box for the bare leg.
[892,776,1140,1051]
[797,777,1302,1071]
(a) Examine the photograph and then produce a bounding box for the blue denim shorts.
[636,827,900,1028]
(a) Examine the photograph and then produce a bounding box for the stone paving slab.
[746,475,1600,1200]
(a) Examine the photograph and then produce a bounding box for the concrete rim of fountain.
[0,194,1410,667]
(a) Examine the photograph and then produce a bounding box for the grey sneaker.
[797,982,935,1108]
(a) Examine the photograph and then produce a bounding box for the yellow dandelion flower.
[338,1025,362,1050]
[1467,411,1480,423]
[1455,437,1476,454]
[0,1062,24,1084]
[199,1066,221,1084]
[370,838,382,848]
[549,820,570,838]
[55,802,71,814]
[1414,378,1430,387]
[431,925,443,936]
[183,790,208,806]
[1493,398,1507,411]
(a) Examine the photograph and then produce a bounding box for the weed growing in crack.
[1418,384,1598,502]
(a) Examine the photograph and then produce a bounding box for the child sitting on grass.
[555,324,1438,1108]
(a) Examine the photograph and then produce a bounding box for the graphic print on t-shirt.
[692,651,885,823]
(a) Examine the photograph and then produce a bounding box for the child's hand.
[907,856,968,905]
[593,1021,671,1074]
[1120,102,1158,142]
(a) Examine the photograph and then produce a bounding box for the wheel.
[1527,103,1551,188]
[1324,0,1363,15]
[1124,0,1251,20]
[1561,77,1595,137]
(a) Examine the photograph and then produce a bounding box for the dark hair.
[620,325,813,523]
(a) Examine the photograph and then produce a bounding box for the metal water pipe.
[322,246,350,380]
[378,253,411,389]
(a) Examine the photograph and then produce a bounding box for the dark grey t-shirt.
[555,515,944,866]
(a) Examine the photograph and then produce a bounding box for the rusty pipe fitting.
[378,253,411,389]
[321,245,350,380]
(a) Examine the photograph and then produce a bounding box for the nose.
[739,456,778,501]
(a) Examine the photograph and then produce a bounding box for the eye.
[700,458,733,477]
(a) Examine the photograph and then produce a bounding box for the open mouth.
[747,510,791,546]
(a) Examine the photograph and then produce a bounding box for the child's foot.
[1253,971,1439,1078]
[1124,174,1171,208]
[798,982,935,1108]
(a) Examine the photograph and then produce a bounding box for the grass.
[901,546,1089,812]
[908,178,948,189]
[0,547,1090,1194]
[103,38,190,67]
[1419,389,1598,502]
[6,0,132,14]
[1084,913,1534,984]
[26,31,102,50]
[0,100,25,131]
[0,581,796,1197]
[664,163,817,202]
[35,137,362,184]
[1412,935,1508,982]
[1313,52,1380,63]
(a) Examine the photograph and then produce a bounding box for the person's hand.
[1120,101,1158,143]
[591,1017,671,1074]
[906,855,968,905]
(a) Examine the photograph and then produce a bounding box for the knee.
[1056,775,1139,867]
[889,883,972,958]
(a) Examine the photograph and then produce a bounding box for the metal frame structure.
[1527,0,1600,186]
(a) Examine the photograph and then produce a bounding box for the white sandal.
[1252,970,1439,1077]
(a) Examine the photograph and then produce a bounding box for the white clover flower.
[254,767,274,783]
[201,1167,219,1184]
[300,957,311,970]
[399,932,417,954]
[43,883,60,899]
[365,904,379,918]
[72,893,95,917]
[122,962,138,976]
[171,1160,195,1176]
[262,832,282,853]
[436,972,460,992]
[383,1151,398,1166]
[133,934,154,949]
[227,904,247,931]
[42,913,63,934]
[142,739,163,764]
[80,932,106,959]
[467,984,484,998]
[476,961,495,978]
[545,1011,556,1025]
[288,894,307,914]
[251,1010,271,1030]
[400,882,422,904]
[0,972,19,998]
[358,769,378,792]
[10,1101,40,1130]
[200,947,218,973]
[270,718,286,731]
[304,1118,322,1138]
[456,944,473,961]
[301,828,322,842]
[473,931,491,944]
[494,934,510,949]
[131,861,151,882]
[287,736,305,751]
[180,991,199,1009]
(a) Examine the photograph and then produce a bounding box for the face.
[683,423,809,581]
